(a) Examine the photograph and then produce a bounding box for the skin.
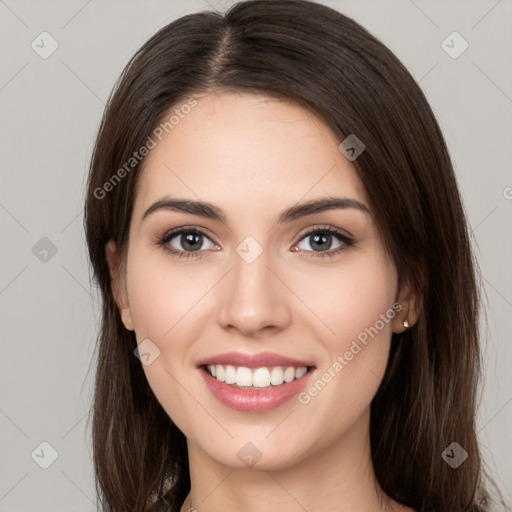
[106,92,419,512]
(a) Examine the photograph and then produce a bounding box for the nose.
[217,247,291,338]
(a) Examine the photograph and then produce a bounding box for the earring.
[403,319,409,329]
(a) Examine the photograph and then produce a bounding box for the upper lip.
[196,351,315,369]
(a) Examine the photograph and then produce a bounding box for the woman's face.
[107,92,411,470]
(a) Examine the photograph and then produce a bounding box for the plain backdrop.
[0,0,511,510]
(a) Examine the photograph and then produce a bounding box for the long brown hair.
[83,1,504,510]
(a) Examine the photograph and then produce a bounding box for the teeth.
[215,365,224,382]
[236,366,253,387]
[206,364,309,388]
[270,366,284,385]
[225,365,236,384]
[252,367,270,388]
[295,367,307,379]
[283,367,295,382]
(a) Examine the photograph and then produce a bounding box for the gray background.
[0,0,511,510]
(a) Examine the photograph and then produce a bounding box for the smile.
[205,364,308,388]
[196,351,316,413]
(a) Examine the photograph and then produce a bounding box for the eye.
[157,225,355,260]
[295,226,355,258]
[157,227,219,259]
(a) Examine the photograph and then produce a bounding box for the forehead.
[133,92,369,218]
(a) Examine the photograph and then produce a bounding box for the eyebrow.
[141,196,371,225]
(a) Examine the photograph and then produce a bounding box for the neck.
[179,408,409,512]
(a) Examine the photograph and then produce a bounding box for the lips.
[200,368,314,413]
[196,351,316,413]
[196,351,314,369]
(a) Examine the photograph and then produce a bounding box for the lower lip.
[199,367,314,413]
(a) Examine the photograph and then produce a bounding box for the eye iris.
[311,233,331,251]
[181,232,202,251]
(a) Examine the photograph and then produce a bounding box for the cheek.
[288,291,397,454]
[125,250,210,340]
[294,249,397,348]
[297,251,397,404]
[125,252,211,430]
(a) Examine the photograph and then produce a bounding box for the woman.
[83,1,504,510]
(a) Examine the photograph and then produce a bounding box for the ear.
[105,240,134,331]
[392,278,422,334]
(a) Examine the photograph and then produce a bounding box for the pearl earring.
[403,319,409,329]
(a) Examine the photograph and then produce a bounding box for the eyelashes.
[157,227,219,260]
[156,225,355,260]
